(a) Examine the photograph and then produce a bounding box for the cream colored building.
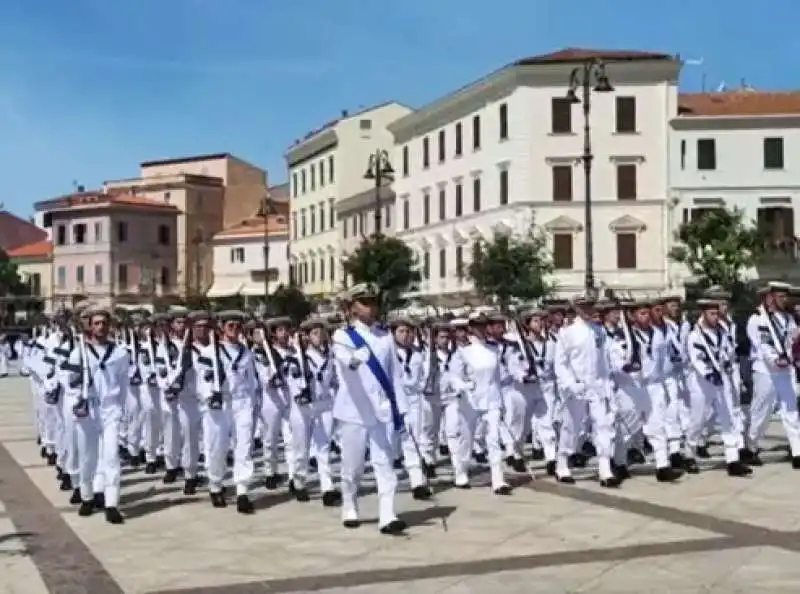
[6,239,53,315]
[104,153,267,297]
[286,102,413,295]
[389,48,681,301]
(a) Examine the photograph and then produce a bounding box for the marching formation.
[4,280,800,535]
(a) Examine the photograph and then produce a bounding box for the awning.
[240,283,266,297]
[206,280,243,298]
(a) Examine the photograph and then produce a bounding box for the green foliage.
[669,207,762,289]
[268,284,313,324]
[468,226,554,310]
[343,233,421,312]
[0,250,23,295]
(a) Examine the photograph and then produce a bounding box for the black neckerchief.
[220,341,245,371]
[396,345,413,374]
[633,326,654,357]
[437,348,453,371]
[657,323,682,360]
[86,341,115,371]
[529,335,547,366]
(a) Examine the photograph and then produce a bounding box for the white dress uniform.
[305,342,339,501]
[434,344,472,487]
[523,331,560,470]
[0,334,9,377]
[393,341,430,492]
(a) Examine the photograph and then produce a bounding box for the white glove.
[353,347,371,363]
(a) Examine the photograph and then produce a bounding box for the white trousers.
[617,380,669,469]
[203,396,255,495]
[748,370,800,455]
[75,401,123,507]
[499,388,528,458]
[161,392,201,476]
[685,373,740,463]
[526,382,558,462]
[260,395,313,485]
[559,387,615,480]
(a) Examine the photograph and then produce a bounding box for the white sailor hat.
[167,305,190,320]
[450,317,469,327]
[767,281,792,293]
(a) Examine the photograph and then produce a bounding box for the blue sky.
[1,0,798,218]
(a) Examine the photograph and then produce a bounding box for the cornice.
[285,129,338,169]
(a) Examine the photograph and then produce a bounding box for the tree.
[0,249,22,295]
[268,284,313,325]
[468,225,554,310]
[669,207,763,290]
[343,233,421,313]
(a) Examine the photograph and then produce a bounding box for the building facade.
[209,210,290,300]
[34,191,179,309]
[5,239,53,316]
[389,48,681,301]
[286,102,413,296]
[0,210,48,252]
[670,90,800,282]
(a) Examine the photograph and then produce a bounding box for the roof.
[0,211,48,252]
[140,152,232,168]
[34,190,180,213]
[6,239,52,259]
[213,214,288,240]
[678,91,800,117]
[268,182,290,202]
[516,48,674,66]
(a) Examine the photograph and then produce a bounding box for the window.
[328,155,335,183]
[342,217,348,239]
[158,224,170,244]
[680,139,687,170]
[551,98,572,133]
[423,191,430,225]
[94,264,103,285]
[552,166,573,201]
[57,266,66,288]
[616,233,637,269]
[473,177,482,212]
[403,200,410,230]
[385,203,392,228]
[73,223,87,244]
[117,264,128,290]
[56,225,66,246]
[328,199,334,229]
[455,122,463,156]
[117,221,128,241]
[161,267,170,288]
[455,182,463,216]
[438,130,446,163]
[319,160,326,187]
[292,173,298,197]
[422,137,430,168]
[402,146,409,176]
[423,251,430,279]
[310,260,316,282]
[697,139,716,170]
[359,118,372,130]
[310,163,316,191]
[615,97,637,133]
[301,169,307,193]
[291,213,297,240]
[455,246,464,279]
[76,265,84,285]
[310,206,316,234]
[300,209,307,237]
[439,249,446,278]
[93,222,103,242]
[30,272,41,296]
[472,240,481,264]
[616,164,637,200]
[764,137,784,170]
[230,247,245,263]
[472,115,481,150]
[438,187,446,220]
[329,256,335,281]
[319,258,325,282]
[499,169,509,205]
[319,202,326,231]
[553,234,573,269]
[353,214,360,236]
[499,103,508,140]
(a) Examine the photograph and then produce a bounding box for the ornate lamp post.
[363,149,394,234]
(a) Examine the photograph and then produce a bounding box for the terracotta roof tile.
[0,211,48,252]
[6,239,52,259]
[214,214,288,239]
[678,91,800,117]
[36,190,179,212]
[517,48,674,66]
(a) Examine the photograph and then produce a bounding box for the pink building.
[35,190,180,309]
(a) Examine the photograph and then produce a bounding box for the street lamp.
[363,149,394,234]
[565,59,613,296]
[257,192,273,300]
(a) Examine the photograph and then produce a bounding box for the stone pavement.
[3,372,800,594]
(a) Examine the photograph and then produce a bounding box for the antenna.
[716,81,727,92]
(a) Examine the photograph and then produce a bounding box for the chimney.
[341,109,348,117]
[76,184,85,192]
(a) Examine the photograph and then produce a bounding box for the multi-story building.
[0,209,48,252]
[670,90,800,282]
[34,190,179,309]
[5,239,53,316]
[389,48,681,301]
[208,199,290,300]
[105,153,267,296]
[286,102,413,296]
[337,186,396,259]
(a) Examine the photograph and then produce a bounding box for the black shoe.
[696,445,711,459]
[740,448,763,466]
[155,455,166,469]
[210,491,227,508]
[322,490,342,507]
[329,441,341,456]
[46,452,57,466]
[288,480,310,502]
[508,457,527,473]
[684,458,700,474]
[59,475,73,491]
[438,444,450,457]
[545,460,557,476]
[791,456,800,470]
[569,453,587,468]
[600,476,621,488]
[655,467,683,483]
[40,446,47,459]
[493,484,513,495]
[37,436,42,446]
[226,452,234,467]
[56,466,64,480]
[627,448,646,465]
[144,462,157,475]
[308,457,318,470]
[393,457,404,470]
[557,475,576,485]
[379,519,407,535]
[582,442,597,457]
[411,485,432,501]
[105,507,124,524]
[472,451,488,464]
[423,462,437,479]
[253,437,264,451]
[612,464,631,481]
[236,494,254,514]
[264,474,283,490]
[183,478,198,496]
[669,452,685,470]
[127,454,140,469]
[70,489,82,505]
[93,492,105,509]
[642,438,654,455]
[78,501,94,517]
[727,461,752,477]
[531,448,545,461]
[138,450,147,465]
[343,518,361,529]
[163,468,179,484]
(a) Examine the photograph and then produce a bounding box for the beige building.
[104,153,268,296]
[6,239,53,316]
[34,191,180,309]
